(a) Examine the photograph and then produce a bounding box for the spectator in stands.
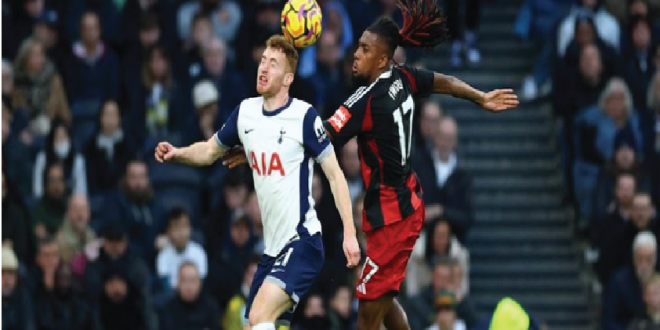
[12,38,70,136]
[416,100,443,151]
[445,0,481,67]
[414,116,473,243]
[31,163,69,239]
[599,193,658,287]
[558,0,620,55]
[178,13,213,79]
[194,36,246,124]
[156,208,208,292]
[64,11,119,106]
[222,256,258,330]
[5,0,49,59]
[426,219,470,297]
[426,289,467,330]
[159,262,220,330]
[595,174,637,282]
[85,100,134,195]
[2,171,35,264]
[573,78,644,220]
[208,211,254,308]
[85,223,152,305]
[31,237,61,299]
[622,16,657,112]
[297,293,332,330]
[2,246,35,330]
[603,231,657,330]
[56,194,96,265]
[2,99,32,200]
[98,266,156,330]
[408,257,480,330]
[33,263,95,330]
[340,138,363,203]
[63,0,121,48]
[177,0,243,49]
[32,8,66,73]
[312,30,343,113]
[131,45,185,147]
[186,80,220,145]
[559,14,619,78]
[593,141,652,224]
[120,0,177,50]
[33,119,87,198]
[104,159,166,257]
[122,13,163,122]
[328,285,354,330]
[647,72,660,207]
[628,273,660,328]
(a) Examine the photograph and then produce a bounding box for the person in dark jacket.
[413,116,473,243]
[628,273,660,329]
[30,162,68,240]
[2,171,35,265]
[84,100,134,195]
[33,263,95,330]
[603,231,657,330]
[102,159,166,258]
[2,246,36,330]
[98,266,154,330]
[64,11,119,105]
[159,262,220,330]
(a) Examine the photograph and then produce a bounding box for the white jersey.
[214,96,333,257]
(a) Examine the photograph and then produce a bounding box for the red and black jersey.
[323,65,435,232]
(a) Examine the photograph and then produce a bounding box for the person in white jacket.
[557,0,620,57]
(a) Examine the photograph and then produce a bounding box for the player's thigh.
[383,298,410,330]
[249,281,294,324]
[357,293,395,330]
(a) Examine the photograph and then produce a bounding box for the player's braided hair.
[367,0,449,58]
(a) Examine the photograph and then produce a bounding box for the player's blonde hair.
[266,35,299,74]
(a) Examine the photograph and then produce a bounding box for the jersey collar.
[379,69,392,79]
[262,96,293,117]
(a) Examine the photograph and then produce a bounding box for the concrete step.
[469,226,571,242]
[471,277,583,294]
[474,209,571,225]
[460,124,553,139]
[473,175,564,192]
[475,293,588,310]
[464,158,560,176]
[426,56,534,74]
[470,245,576,261]
[472,261,581,279]
[462,142,556,158]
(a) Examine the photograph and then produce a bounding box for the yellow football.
[281,0,323,48]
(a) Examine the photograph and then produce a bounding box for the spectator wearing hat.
[85,222,152,307]
[2,246,36,330]
[98,266,156,330]
[603,231,657,329]
[628,273,660,329]
[159,262,220,330]
[184,79,220,146]
[156,207,207,293]
[426,289,466,330]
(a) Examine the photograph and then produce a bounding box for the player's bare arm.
[155,136,225,166]
[319,151,361,268]
[431,72,520,112]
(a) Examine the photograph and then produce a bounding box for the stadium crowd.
[517,0,660,328]
[1,0,486,329]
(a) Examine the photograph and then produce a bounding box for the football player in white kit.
[154,35,361,330]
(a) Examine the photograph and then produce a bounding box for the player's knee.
[248,307,273,326]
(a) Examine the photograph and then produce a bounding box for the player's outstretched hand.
[343,234,361,268]
[480,89,519,113]
[154,141,178,163]
[222,146,248,169]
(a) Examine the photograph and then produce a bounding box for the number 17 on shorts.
[356,257,379,296]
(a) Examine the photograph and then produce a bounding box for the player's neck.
[370,65,393,84]
[263,91,290,112]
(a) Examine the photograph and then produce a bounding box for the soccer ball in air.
[281,0,323,49]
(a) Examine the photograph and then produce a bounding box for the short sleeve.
[214,106,240,150]
[401,65,434,98]
[303,107,333,162]
[323,87,370,147]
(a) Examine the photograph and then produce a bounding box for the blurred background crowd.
[1,0,660,329]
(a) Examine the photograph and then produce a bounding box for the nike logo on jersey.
[244,129,254,134]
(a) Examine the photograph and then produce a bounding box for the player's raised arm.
[430,72,519,112]
[156,106,241,166]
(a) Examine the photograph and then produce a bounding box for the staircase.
[420,1,594,329]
